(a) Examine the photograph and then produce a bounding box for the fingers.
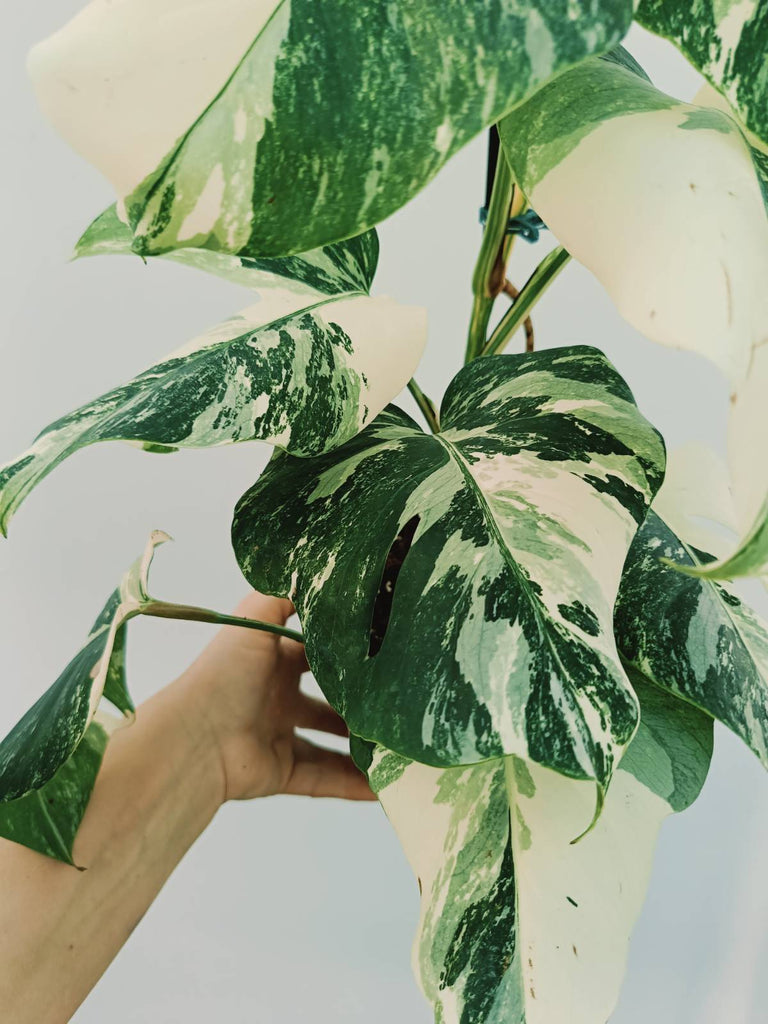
[226,592,308,671]
[284,739,378,801]
[279,633,309,673]
[294,695,348,737]
[233,591,295,628]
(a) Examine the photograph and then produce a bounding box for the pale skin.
[0,592,375,1024]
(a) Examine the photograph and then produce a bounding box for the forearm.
[0,673,223,1024]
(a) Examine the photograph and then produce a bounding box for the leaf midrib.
[131,0,290,223]
[435,433,607,780]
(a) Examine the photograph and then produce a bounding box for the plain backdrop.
[2,7,768,1023]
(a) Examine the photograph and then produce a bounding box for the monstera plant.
[2,1,768,1020]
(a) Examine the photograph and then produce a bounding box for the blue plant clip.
[478,207,547,243]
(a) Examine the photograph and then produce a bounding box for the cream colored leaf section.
[652,442,737,558]
[360,672,712,1022]
[526,102,768,385]
[499,55,768,575]
[0,287,426,532]
[27,0,281,196]
[729,345,768,549]
[378,754,668,1024]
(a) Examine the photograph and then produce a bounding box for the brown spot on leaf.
[572,945,578,957]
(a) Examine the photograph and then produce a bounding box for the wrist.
[163,671,230,811]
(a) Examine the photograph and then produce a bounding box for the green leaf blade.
[0,533,166,808]
[616,510,768,769]
[233,346,665,788]
[0,720,111,867]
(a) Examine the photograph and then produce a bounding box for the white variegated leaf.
[28,0,639,257]
[636,0,768,148]
[500,49,768,578]
[75,203,381,297]
[0,532,167,809]
[0,281,426,534]
[651,442,737,558]
[500,49,768,386]
[616,509,768,767]
[351,674,712,1023]
[233,347,665,793]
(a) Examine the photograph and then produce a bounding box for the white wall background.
[2,7,768,1022]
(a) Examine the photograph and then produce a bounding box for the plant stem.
[501,279,535,352]
[482,247,570,357]
[141,600,305,644]
[465,136,525,363]
[408,378,440,433]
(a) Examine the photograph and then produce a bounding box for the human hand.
[175,592,376,805]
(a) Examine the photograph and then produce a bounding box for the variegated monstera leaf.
[0,228,426,533]
[28,0,638,258]
[616,509,768,767]
[75,202,380,296]
[0,533,167,864]
[351,672,712,1024]
[233,347,665,796]
[636,0,768,146]
[499,47,768,578]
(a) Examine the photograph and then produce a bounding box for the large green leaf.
[0,260,426,535]
[232,347,665,792]
[76,203,380,297]
[29,0,638,258]
[351,673,712,1024]
[0,533,167,812]
[637,0,768,147]
[0,718,114,867]
[615,509,768,766]
[499,49,768,578]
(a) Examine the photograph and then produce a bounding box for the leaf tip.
[570,783,605,845]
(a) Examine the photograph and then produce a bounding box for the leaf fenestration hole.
[368,514,420,657]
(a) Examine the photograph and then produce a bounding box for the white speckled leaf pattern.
[637,0,768,146]
[499,49,768,578]
[233,347,665,789]
[615,509,768,767]
[75,203,380,297]
[0,251,426,534]
[351,674,712,1024]
[29,0,638,258]
[0,533,167,810]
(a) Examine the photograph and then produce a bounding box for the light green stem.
[482,247,571,357]
[408,378,440,433]
[142,600,305,644]
[465,151,518,363]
